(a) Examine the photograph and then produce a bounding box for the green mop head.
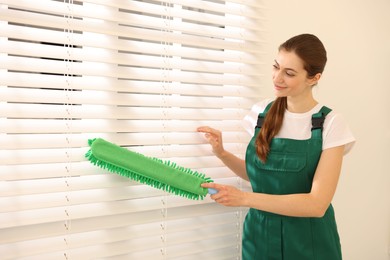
[85,138,215,200]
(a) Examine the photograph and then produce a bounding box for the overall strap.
[311,106,332,139]
[256,101,273,129]
[255,103,332,138]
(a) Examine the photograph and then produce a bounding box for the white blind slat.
[0,24,262,64]
[0,132,251,150]
[0,199,169,229]
[1,72,262,96]
[0,221,239,259]
[1,103,252,119]
[0,211,240,243]
[1,87,256,108]
[1,174,129,196]
[3,0,263,31]
[1,41,260,76]
[1,56,258,86]
[2,119,244,134]
[2,174,248,212]
[0,8,261,53]
[1,204,239,242]
[1,142,247,165]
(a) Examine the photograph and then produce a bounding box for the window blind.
[0,0,264,259]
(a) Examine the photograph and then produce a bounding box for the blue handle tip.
[208,188,218,195]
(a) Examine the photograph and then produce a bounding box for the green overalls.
[242,104,342,260]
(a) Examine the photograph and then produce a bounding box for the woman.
[198,34,355,260]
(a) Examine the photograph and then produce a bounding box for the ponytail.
[255,97,287,162]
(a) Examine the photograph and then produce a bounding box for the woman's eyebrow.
[274,60,298,73]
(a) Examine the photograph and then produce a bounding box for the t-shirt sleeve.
[242,99,273,137]
[323,112,356,155]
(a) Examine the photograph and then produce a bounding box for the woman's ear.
[308,73,322,86]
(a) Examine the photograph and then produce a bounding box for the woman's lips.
[274,85,286,91]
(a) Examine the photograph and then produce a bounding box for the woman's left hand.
[201,182,248,207]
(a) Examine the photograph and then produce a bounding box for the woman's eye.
[273,64,295,77]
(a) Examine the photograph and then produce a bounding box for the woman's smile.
[274,84,287,91]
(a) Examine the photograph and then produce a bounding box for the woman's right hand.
[198,126,249,181]
[197,126,225,158]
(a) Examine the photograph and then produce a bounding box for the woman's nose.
[273,71,283,83]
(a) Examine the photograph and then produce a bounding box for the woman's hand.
[202,182,248,207]
[197,126,225,158]
[197,125,249,181]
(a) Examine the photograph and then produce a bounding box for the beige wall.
[261,1,390,259]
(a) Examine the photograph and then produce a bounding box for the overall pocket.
[254,151,307,173]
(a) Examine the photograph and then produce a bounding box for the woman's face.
[272,49,318,99]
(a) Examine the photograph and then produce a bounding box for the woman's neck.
[287,97,318,113]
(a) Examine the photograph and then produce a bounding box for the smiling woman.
[198,34,356,260]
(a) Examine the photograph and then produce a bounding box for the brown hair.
[255,34,327,162]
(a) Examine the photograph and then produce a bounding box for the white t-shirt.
[242,99,356,155]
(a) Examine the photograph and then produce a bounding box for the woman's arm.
[197,126,249,181]
[202,145,345,217]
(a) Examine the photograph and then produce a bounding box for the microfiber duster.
[85,138,217,200]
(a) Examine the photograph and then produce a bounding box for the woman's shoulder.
[322,107,356,155]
